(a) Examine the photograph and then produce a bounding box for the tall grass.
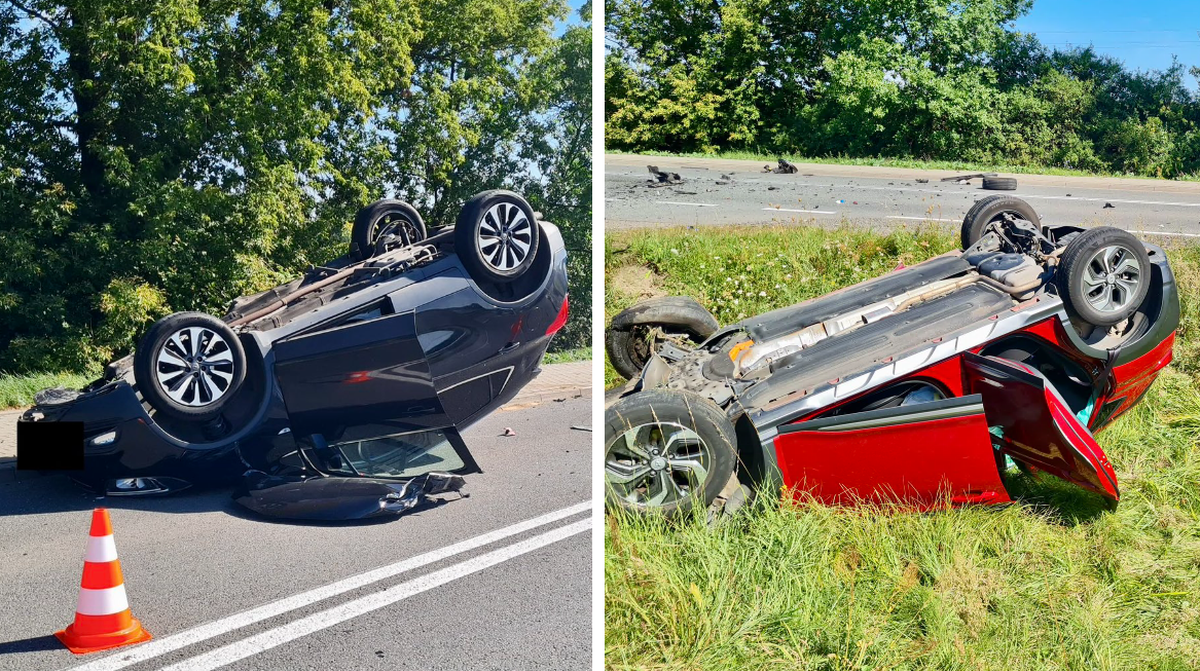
[0,371,94,410]
[605,224,1200,670]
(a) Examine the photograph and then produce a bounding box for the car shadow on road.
[0,634,62,655]
[0,473,464,526]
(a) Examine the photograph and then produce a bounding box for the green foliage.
[605,226,1200,669]
[0,0,590,373]
[606,0,1200,180]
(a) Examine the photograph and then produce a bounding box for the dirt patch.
[608,265,666,302]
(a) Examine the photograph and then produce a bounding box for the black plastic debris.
[647,165,683,187]
[1104,202,1115,209]
[940,172,998,182]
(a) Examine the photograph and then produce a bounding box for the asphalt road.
[606,154,1200,239]
[0,398,592,671]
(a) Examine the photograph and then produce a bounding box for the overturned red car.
[604,196,1177,516]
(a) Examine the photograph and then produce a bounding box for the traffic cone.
[55,508,152,654]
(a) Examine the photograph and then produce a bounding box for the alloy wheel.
[154,327,236,407]
[605,421,710,507]
[478,202,533,272]
[1082,245,1141,315]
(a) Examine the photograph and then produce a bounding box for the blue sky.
[1015,1,1200,86]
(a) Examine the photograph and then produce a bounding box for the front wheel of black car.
[604,389,736,518]
[1056,226,1151,327]
[134,312,247,422]
[455,190,541,283]
[352,199,427,259]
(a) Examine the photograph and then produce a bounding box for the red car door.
[774,395,1010,507]
[962,352,1119,501]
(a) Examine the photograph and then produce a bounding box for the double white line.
[64,502,592,671]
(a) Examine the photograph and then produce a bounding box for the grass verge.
[544,346,592,365]
[607,149,1200,182]
[605,224,1200,669]
[0,371,94,410]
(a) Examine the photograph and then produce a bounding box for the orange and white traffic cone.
[55,508,152,654]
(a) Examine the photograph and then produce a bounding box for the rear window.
[324,429,465,479]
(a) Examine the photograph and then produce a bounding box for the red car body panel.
[775,405,1010,507]
[771,319,1175,505]
[963,353,1119,500]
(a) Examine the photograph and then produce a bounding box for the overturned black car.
[20,190,570,520]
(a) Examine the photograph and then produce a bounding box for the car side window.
[306,298,392,334]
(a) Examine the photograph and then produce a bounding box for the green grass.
[0,371,94,409]
[605,225,1200,670]
[544,346,592,365]
[608,148,1200,182]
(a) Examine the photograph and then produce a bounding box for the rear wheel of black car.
[134,312,247,422]
[455,190,541,283]
[605,297,719,379]
[1056,227,1151,327]
[604,389,736,518]
[351,199,426,259]
[961,195,1041,249]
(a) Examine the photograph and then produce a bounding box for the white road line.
[762,207,838,215]
[1127,229,1200,238]
[158,519,592,671]
[886,215,957,222]
[1016,194,1200,208]
[63,502,591,671]
[655,200,718,207]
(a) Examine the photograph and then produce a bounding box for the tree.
[0,0,589,372]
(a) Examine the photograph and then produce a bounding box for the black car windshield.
[326,428,465,479]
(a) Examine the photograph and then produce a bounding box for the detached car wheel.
[604,389,736,518]
[961,195,1041,249]
[352,199,426,259]
[134,312,247,422]
[1056,227,1151,327]
[981,177,1018,191]
[455,190,541,283]
[605,296,719,379]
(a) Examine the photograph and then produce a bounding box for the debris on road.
[940,172,999,182]
[916,178,930,184]
[716,173,734,185]
[570,426,592,432]
[647,165,683,187]
[502,427,517,437]
[1104,202,1115,209]
[764,159,799,174]
[982,176,1018,191]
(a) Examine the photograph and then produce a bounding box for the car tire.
[1056,227,1151,327]
[351,199,426,260]
[960,195,1041,249]
[604,389,736,519]
[605,297,719,379]
[455,190,541,283]
[134,312,247,422]
[982,177,1018,191]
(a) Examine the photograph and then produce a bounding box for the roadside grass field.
[0,371,95,410]
[604,224,1200,670]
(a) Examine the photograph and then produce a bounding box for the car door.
[962,352,1119,501]
[273,305,450,445]
[773,395,1010,506]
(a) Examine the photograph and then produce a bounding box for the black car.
[20,190,570,520]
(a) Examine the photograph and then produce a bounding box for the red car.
[604,196,1178,516]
